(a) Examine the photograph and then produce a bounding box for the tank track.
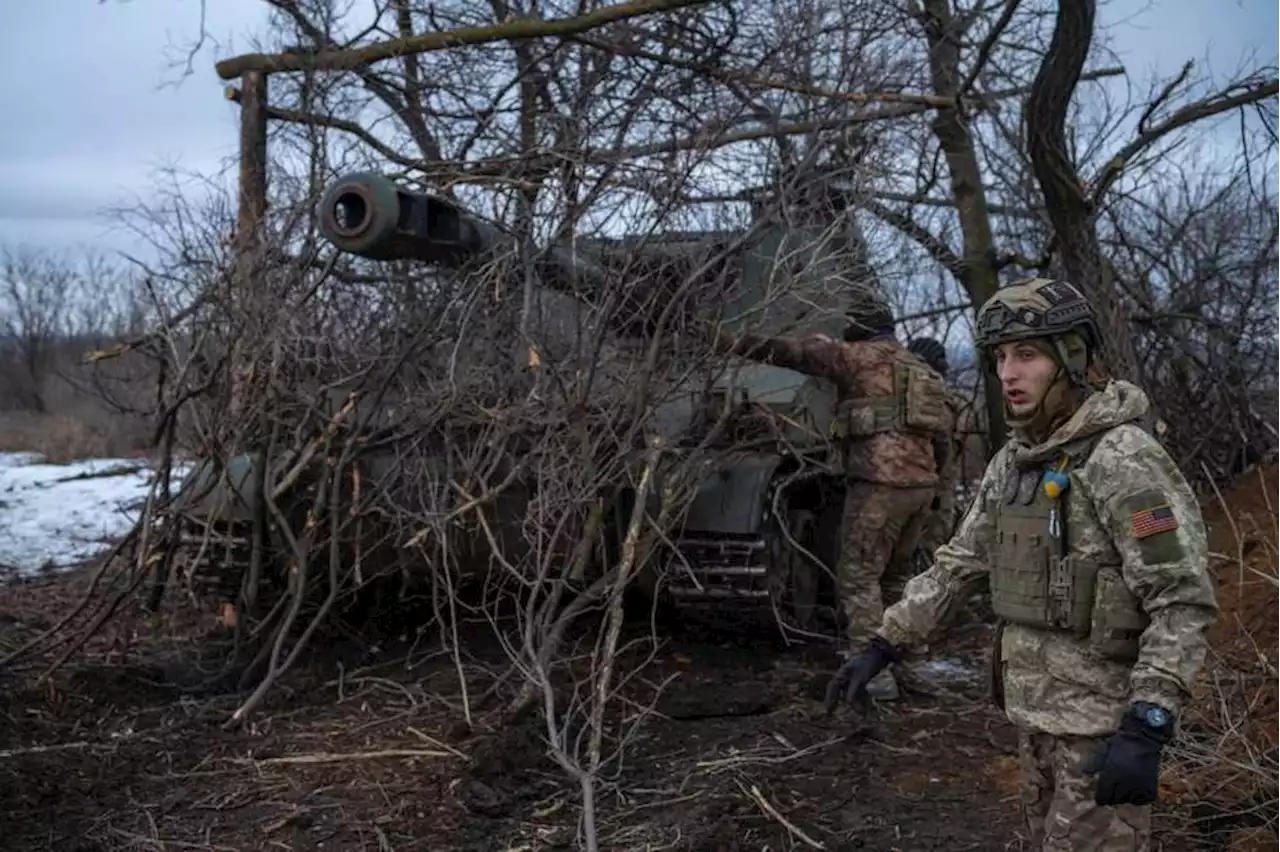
[661,533,773,603]
[655,467,840,630]
[176,516,253,603]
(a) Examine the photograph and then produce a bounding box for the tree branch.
[214,0,717,80]
[859,197,965,275]
[225,85,420,169]
[1091,75,1280,208]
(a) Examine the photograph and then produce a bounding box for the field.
[0,454,1274,852]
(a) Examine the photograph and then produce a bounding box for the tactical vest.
[989,436,1151,662]
[831,354,948,440]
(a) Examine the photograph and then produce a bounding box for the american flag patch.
[1129,504,1178,539]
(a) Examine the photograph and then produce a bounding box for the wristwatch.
[1130,701,1175,739]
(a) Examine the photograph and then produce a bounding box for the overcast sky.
[0,0,1275,258]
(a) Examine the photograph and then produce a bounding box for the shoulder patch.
[1129,504,1178,539]
[1123,490,1179,538]
[1122,489,1184,564]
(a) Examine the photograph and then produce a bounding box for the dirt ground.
[0,577,1020,852]
[0,464,1275,852]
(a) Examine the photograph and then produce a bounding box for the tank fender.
[679,453,786,537]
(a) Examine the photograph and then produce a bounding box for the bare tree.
[0,247,77,413]
[7,2,1275,849]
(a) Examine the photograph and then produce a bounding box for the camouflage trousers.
[1018,729,1152,851]
[836,481,934,646]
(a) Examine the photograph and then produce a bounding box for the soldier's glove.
[1080,705,1173,806]
[823,635,900,716]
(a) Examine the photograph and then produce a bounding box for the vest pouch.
[1048,553,1098,637]
[1088,565,1149,662]
[989,525,1054,628]
[901,364,947,434]
[844,401,885,434]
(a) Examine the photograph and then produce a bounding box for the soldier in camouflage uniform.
[715,289,949,699]
[825,278,1219,850]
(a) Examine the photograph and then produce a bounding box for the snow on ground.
[917,658,982,685]
[0,451,192,578]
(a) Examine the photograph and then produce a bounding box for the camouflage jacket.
[876,379,1218,737]
[722,333,938,488]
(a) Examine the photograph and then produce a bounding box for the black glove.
[1079,705,1172,806]
[824,635,900,715]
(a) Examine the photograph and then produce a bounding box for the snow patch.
[917,658,980,683]
[0,452,191,578]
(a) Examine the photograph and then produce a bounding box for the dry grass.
[1160,462,1278,849]
[0,411,151,463]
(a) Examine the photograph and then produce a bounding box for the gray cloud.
[0,0,1273,257]
[0,0,267,254]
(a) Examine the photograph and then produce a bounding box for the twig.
[0,527,139,669]
[227,748,454,766]
[407,725,472,761]
[739,781,827,850]
[0,741,92,759]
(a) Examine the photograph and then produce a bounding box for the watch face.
[1145,707,1170,728]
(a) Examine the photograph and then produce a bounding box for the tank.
[172,171,877,635]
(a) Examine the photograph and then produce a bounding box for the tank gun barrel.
[318,171,504,267]
[318,172,608,290]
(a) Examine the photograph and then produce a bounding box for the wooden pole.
[223,70,270,628]
[225,71,269,428]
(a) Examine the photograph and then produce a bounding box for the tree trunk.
[920,0,1007,450]
[1025,0,1140,381]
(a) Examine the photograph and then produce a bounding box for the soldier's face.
[994,341,1058,415]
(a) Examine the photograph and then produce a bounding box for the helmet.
[974,277,1102,389]
[973,278,1101,353]
[845,287,894,331]
[908,337,948,375]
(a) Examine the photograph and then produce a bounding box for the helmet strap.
[1052,336,1090,390]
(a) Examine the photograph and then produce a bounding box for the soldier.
[825,278,1219,849]
[713,288,949,699]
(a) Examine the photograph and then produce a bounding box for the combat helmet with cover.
[843,286,895,341]
[973,277,1102,389]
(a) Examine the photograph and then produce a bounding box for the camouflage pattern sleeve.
[1083,425,1220,718]
[721,333,849,382]
[875,447,1006,650]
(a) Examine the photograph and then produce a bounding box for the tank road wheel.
[768,507,823,637]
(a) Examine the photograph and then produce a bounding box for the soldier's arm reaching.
[1084,426,1219,718]
[713,329,850,382]
[874,448,1006,651]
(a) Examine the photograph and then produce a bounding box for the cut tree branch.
[214,0,717,79]
[859,196,965,275]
